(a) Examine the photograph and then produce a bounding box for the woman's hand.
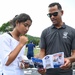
[24,62,29,68]
[19,60,29,69]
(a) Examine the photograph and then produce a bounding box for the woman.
[0,13,32,75]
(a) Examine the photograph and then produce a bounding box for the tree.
[26,34,40,45]
[0,22,13,32]
[0,22,40,45]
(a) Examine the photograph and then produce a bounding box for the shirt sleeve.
[0,36,12,65]
[39,29,47,49]
[72,29,75,50]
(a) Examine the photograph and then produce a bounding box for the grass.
[25,47,40,56]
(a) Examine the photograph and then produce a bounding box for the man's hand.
[60,58,72,69]
[38,68,46,74]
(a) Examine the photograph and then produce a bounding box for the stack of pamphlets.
[31,52,64,69]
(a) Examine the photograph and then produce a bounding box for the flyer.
[31,57,43,69]
[52,52,64,68]
[31,52,64,69]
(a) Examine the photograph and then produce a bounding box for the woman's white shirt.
[0,33,25,75]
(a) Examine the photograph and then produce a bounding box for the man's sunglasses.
[47,12,58,18]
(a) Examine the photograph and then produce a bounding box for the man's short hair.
[48,2,62,10]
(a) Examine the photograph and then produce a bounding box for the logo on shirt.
[63,32,68,38]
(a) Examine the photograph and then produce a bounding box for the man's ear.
[61,10,64,16]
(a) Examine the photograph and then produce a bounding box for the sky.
[0,0,75,37]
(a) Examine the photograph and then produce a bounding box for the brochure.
[31,52,64,69]
[31,57,43,69]
[52,52,64,68]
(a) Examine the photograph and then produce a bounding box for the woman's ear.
[15,21,19,26]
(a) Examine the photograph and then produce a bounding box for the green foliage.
[0,22,13,32]
[0,22,40,45]
[26,34,40,45]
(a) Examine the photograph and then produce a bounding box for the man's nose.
[26,26,29,31]
[50,15,55,18]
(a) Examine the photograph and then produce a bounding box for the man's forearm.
[68,56,75,63]
[39,49,45,59]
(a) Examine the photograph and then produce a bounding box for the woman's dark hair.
[11,13,32,27]
[48,2,62,10]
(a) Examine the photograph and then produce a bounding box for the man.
[38,2,75,75]
[26,41,35,59]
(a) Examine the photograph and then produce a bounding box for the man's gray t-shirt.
[40,24,75,75]
[40,24,75,57]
